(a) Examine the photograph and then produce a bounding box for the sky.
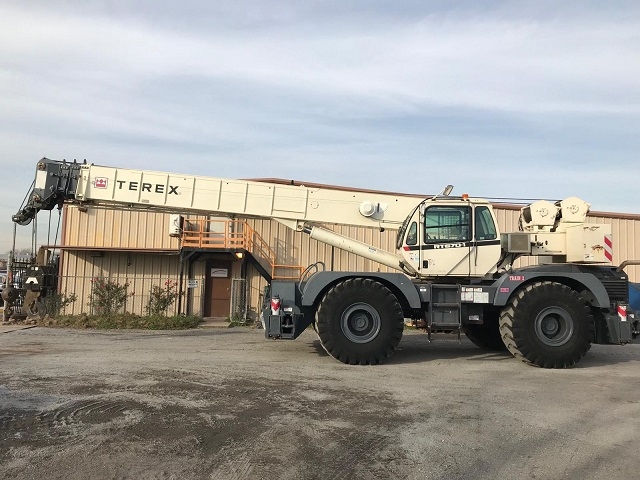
[1,0,639,253]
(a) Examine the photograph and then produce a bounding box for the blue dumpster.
[630,282,640,311]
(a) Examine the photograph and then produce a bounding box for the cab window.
[474,206,497,240]
[424,206,471,242]
[405,222,417,245]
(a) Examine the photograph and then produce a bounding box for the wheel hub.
[541,317,560,336]
[353,315,367,330]
[534,307,574,346]
[341,303,381,344]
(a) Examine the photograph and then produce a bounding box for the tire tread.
[316,278,404,365]
[499,281,592,368]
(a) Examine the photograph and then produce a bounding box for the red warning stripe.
[617,305,627,320]
[604,235,613,261]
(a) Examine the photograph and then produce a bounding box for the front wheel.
[499,281,592,368]
[315,278,404,365]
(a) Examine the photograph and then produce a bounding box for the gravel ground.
[1,326,639,480]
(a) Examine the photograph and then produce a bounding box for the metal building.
[56,181,640,320]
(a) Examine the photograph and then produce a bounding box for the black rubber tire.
[463,310,508,351]
[28,299,46,317]
[315,278,404,365]
[499,281,592,368]
[1,286,19,303]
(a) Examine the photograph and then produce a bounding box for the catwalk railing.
[181,219,304,280]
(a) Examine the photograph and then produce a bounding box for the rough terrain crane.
[10,158,640,368]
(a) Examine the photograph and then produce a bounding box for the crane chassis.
[9,158,640,368]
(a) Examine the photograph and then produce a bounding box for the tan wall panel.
[246,263,268,323]
[586,215,640,281]
[61,198,639,320]
[64,205,180,250]
[59,250,182,316]
[493,207,537,270]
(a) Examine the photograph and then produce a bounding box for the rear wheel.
[499,281,592,368]
[315,278,404,365]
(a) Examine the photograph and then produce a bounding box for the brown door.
[204,260,232,317]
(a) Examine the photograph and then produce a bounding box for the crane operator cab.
[396,193,502,278]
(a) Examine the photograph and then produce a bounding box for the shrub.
[42,291,77,316]
[145,279,180,316]
[88,277,134,315]
[46,314,201,330]
[228,312,246,327]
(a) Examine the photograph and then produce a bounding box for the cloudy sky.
[1,0,639,252]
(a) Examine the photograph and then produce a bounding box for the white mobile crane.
[11,158,639,368]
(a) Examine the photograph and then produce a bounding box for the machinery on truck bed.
[11,158,640,368]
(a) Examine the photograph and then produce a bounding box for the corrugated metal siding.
[64,205,180,250]
[586,215,640,281]
[59,250,182,315]
[246,264,268,323]
[61,200,640,319]
[245,218,399,275]
[492,208,537,270]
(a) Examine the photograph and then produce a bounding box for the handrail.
[272,264,306,280]
[181,219,304,280]
[618,260,640,272]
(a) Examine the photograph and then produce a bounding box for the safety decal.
[604,235,613,261]
[618,305,627,322]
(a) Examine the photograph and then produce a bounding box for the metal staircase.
[180,219,304,282]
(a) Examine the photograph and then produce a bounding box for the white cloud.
[2,4,639,114]
[0,1,638,252]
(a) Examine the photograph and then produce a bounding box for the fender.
[492,268,612,308]
[301,272,422,309]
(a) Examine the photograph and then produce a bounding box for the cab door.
[470,205,502,276]
[419,204,472,277]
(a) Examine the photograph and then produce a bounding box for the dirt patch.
[1,372,411,479]
[0,327,639,479]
